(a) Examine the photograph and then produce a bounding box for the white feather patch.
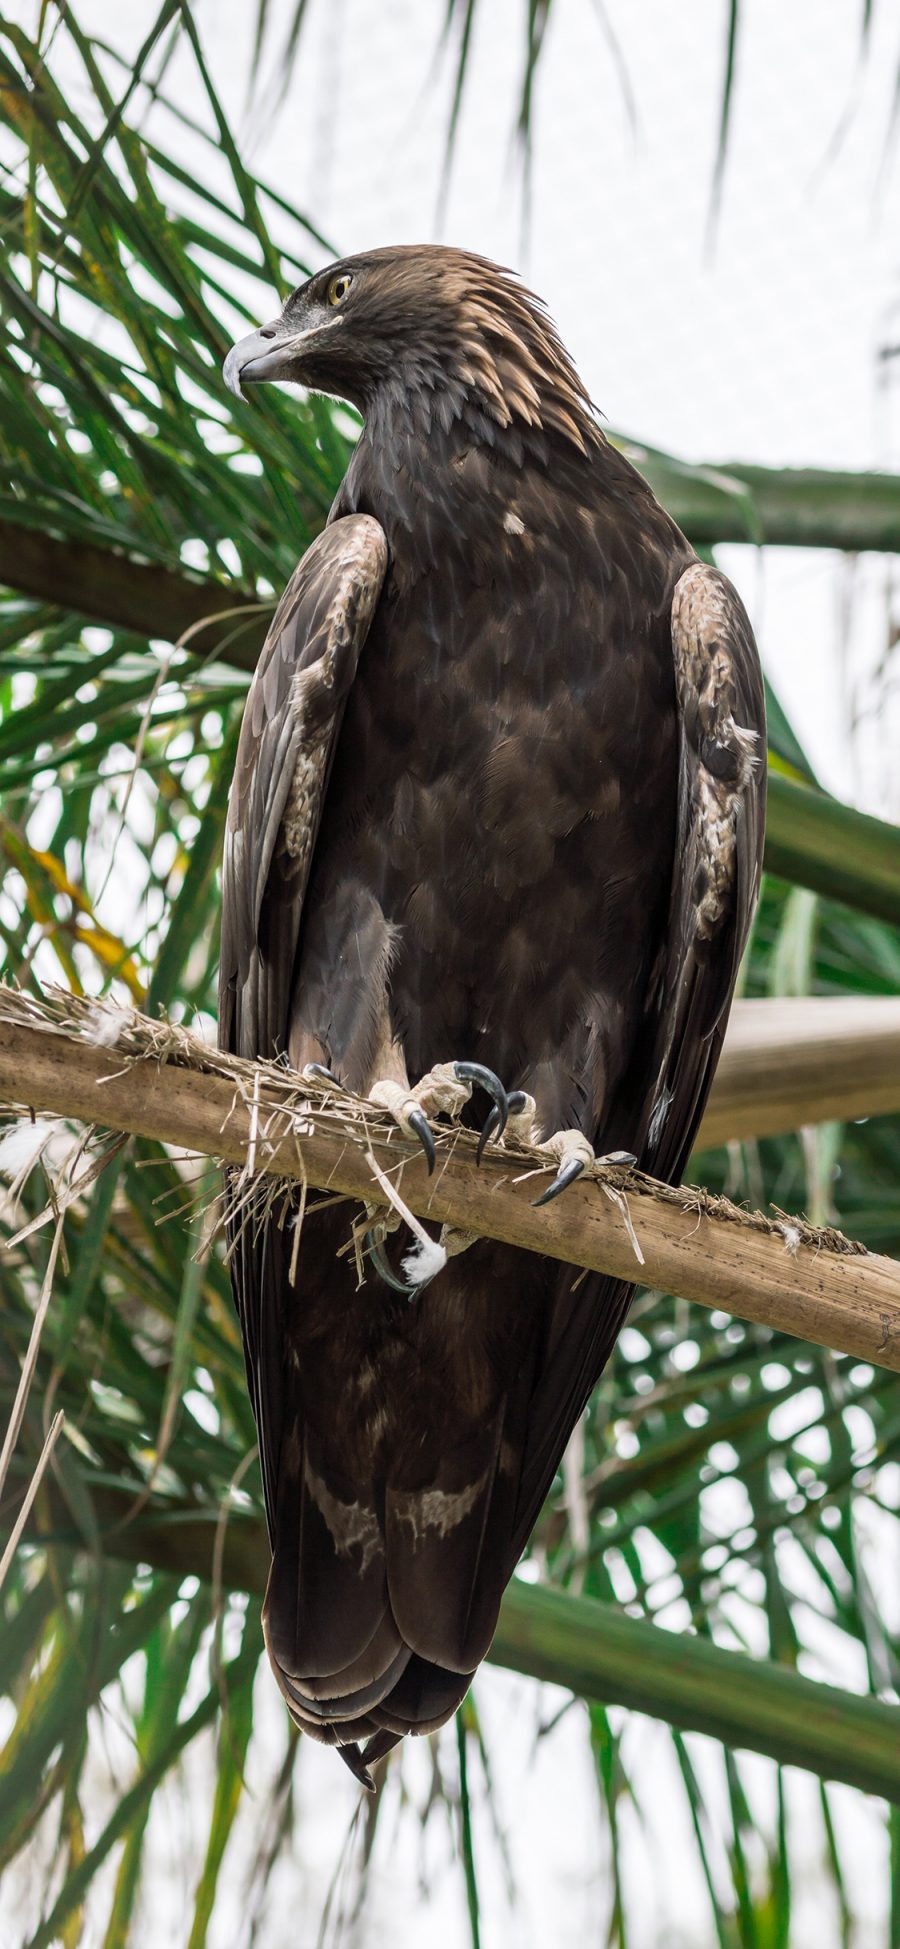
[0,1118,57,1181]
[84,1003,132,1048]
[400,1234,448,1288]
[364,1145,449,1294]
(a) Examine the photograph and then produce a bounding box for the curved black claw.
[452,1062,510,1160]
[364,1229,417,1297]
[407,1107,436,1175]
[532,1157,586,1208]
[477,1089,530,1158]
[478,1103,503,1154]
[303,1062,348,1092]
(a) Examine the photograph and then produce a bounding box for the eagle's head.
[224,245,599,452]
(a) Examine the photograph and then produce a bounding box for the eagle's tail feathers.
[264,1444,395,1688]
[383,1404,514,1673]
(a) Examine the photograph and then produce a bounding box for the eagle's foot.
[370,1061,510,1170]
[476,1088,598,1201]
[439,1221,481,1258]
[367,1078,438,1173]
[362,1201,414,1297]
[533,1135,638,1206]
[364,1222,421,1295]
[479,1088,537,1153]
[304,1065,438,1172]
[532,1129,596,1207]
[477,1092,634,1206]
[451,1061,511,1159]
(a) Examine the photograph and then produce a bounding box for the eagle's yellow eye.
[327,273,353,307]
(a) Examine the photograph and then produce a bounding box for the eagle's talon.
[303,1062,347,1091]
[364,1228,418,1296]
[451,1062,509,1158]
[532,1157,586,1206]
[477,1089,531,1159]
[477,1103,502,1154]
[407,1107,436,1174]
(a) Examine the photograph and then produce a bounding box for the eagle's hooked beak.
[223,317,309,399]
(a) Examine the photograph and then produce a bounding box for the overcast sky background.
[7,2,900,1944]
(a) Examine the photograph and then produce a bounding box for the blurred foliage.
[0,6,899,1948]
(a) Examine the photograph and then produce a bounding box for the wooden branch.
[700,995,900,1147]
[1,991,899,1372]
[6,1478,900,1804]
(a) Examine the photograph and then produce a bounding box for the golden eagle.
[219,246,766,1787]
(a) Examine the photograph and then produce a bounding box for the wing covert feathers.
[644,560,766,1181]
[218,514,388,1063]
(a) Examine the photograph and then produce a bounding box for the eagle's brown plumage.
[219,246,766,1786]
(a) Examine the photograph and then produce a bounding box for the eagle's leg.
[351,1021,504,1292]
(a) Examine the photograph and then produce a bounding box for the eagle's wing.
[507,559,766,1564]
[219,513,388,1063]
[218,513,388,1531]
[643,558,767,1181]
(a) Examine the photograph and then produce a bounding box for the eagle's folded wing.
[645,559,767,1182]
[218,513,388,1064]
[218,512,387,1537]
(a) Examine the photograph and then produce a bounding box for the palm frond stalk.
[1,987,898,1371]
[632,453,900,553]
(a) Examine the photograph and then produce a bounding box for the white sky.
[5,2,899,1943]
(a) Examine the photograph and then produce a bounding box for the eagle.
[219,246,766,1788]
